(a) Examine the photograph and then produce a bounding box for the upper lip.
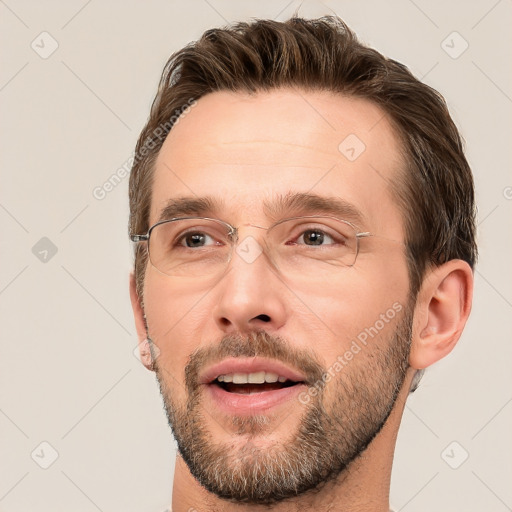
[199,357,307,384]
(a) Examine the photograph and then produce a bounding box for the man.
[128,16,476,512]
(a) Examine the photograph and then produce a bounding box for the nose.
[212,234,288,334]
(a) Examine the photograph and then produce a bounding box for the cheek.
[288,256,409,361]
[143,273,212,382]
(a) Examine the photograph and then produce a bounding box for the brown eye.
[297,229,335,246]
[302,230,325,245]
[177,232,216,248]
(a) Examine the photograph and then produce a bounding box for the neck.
[170,371,413,512]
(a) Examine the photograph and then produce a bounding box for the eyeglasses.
[130,216,384,280]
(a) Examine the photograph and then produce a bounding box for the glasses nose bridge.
[226,222,276,269]
[232,222,272,247]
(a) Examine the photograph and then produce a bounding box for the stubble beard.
[152,306,412,505]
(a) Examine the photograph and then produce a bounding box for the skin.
[130,89,473,511]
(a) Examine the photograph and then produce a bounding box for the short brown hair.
[129,16,477,308]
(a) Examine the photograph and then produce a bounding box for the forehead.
[151,89,405,238]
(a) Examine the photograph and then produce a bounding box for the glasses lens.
[268,216,359,276]
[147,216,359,279]
[149,219,232,277]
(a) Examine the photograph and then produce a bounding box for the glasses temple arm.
[130,234,149,242]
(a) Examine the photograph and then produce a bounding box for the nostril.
[255,314,271,322]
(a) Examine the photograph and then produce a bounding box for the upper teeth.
[217,372,288,384]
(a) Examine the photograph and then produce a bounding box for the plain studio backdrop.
[0,1,511,511]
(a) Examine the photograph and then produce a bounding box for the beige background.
[1,0,511,510]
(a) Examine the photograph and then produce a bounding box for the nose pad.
[222,223,284,278]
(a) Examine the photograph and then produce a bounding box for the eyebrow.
[157,196,222,223]
[156,192,367,228]
[263,192,367,227]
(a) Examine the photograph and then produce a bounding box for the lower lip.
[204,383,307,415]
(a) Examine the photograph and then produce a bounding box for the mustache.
[184,330,326,393]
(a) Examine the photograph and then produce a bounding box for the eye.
[177,231,218,248]
[296,228,336,246]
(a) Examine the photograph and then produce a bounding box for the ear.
[129,272,154,372]
[409,259,474,370]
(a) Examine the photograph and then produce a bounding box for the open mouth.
[211,372,303,395]
[201,359,308,413]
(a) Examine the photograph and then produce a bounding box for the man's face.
[142,90,412,504]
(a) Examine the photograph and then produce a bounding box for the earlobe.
[129,273,155,372]
[409,260,474,370]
